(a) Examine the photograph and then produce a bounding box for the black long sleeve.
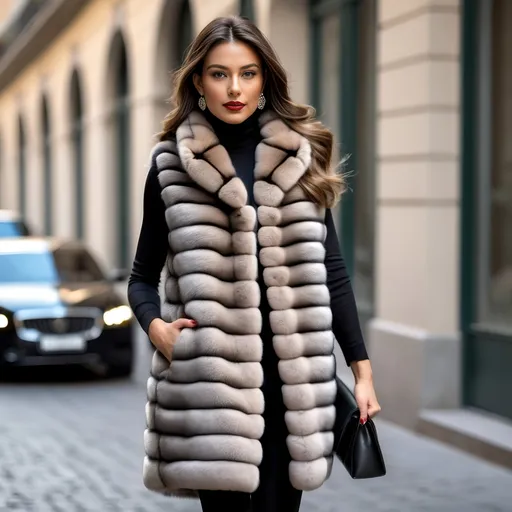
[127,164,169,334]
[324,209,369,365]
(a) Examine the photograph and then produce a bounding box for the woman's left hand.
[354,378,381,424]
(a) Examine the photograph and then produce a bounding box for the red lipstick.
[223,101,245,112]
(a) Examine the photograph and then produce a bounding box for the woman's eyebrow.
[206,63,260,71]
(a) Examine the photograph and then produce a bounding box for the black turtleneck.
[203,108,261,206]
[128,109,368,365]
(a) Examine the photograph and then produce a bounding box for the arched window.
[239,0,255,20]
[41,95,52,235]
[177,1,193,63]
[108,31,131,269]
[70,69,85,239]
[18,116,26,217]
[155,0,193,127]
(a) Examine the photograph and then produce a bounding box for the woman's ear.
[193,73,204,96]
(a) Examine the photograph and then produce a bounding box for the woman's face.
[193,41,264,124]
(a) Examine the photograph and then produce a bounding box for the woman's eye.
[212,72,226,79]
[243,71,256,78]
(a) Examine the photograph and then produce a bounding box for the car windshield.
[0,251,59,284]
[0,221,24,238]
[0,247,105,284]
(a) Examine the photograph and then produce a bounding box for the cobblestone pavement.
[1,328,511,512]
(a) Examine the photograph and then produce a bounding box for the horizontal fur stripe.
[168,357,263,388]
[263,263,327,287]
[259,242,325,267]
[145,432,262,465]
[178,274,260,308]
[144,458,260,493]
[148,379,265,414]
[156,153,183,172]
[285,405,336,436]
[281,184,309,205]
[289,457,333,491]
[267,284,330,310]
[273,332,335,359]
[270,308,332,334]
[160,302,184,323]
[257,202,324,227]
[142,457,166,492]
[258,221,326,247]
[278,355,336,384]
[161,184,216,208]
[173,251,258,282]
[286,432,334,461]
[282,380,336,410]
[170,225,233,255]
[171,328,263,362]
[164,276,180,303]
[165,203,229,231]
[150,139,175,160]
[158,169,191,188]
[185,301,262,335]
[146,405,264,438]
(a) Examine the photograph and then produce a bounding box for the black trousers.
[198,430,303,512]
[199,330,302,512]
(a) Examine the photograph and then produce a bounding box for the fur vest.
[143,110,337,498]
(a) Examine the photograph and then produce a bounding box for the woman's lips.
[223,102,245,111]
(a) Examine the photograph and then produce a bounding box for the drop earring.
[257,93,266,110]
[198,95,206,111]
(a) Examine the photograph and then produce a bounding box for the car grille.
[23,317,96,334]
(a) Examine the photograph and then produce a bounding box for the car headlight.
[103,305,133,327]
[0,314,8,329]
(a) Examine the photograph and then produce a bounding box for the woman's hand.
[351,359,382,424]
[354,378,381,424]
[148,317,197,362]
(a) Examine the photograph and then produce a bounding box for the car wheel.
[107,361,133,378]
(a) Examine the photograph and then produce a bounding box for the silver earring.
[257,93,266,110]
[198,95,206,111]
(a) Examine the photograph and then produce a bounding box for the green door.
[461,0,512,419]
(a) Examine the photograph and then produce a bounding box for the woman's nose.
[228,77,241,97]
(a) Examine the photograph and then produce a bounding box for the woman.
[128,15,380,512]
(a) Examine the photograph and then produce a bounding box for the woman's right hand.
[148,317,197,362]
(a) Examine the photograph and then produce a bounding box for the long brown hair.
[159,16,345,208]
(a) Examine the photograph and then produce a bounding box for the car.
[0,237,134,377]
[0,210,31,237]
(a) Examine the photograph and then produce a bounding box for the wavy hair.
[159,16,345,208]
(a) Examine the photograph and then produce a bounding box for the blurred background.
[0,0,511,511]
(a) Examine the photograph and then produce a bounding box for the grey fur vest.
[144,110,337,498]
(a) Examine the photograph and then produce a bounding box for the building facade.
[0,0,510,464]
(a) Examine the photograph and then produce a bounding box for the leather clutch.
[333,375,386,479]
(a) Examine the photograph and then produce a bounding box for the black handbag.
[333,375,386,479]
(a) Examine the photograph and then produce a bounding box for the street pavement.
[1,327,511,512]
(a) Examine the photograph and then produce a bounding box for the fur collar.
[175,110,312,209]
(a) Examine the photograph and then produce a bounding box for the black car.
[0,237,134,377]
